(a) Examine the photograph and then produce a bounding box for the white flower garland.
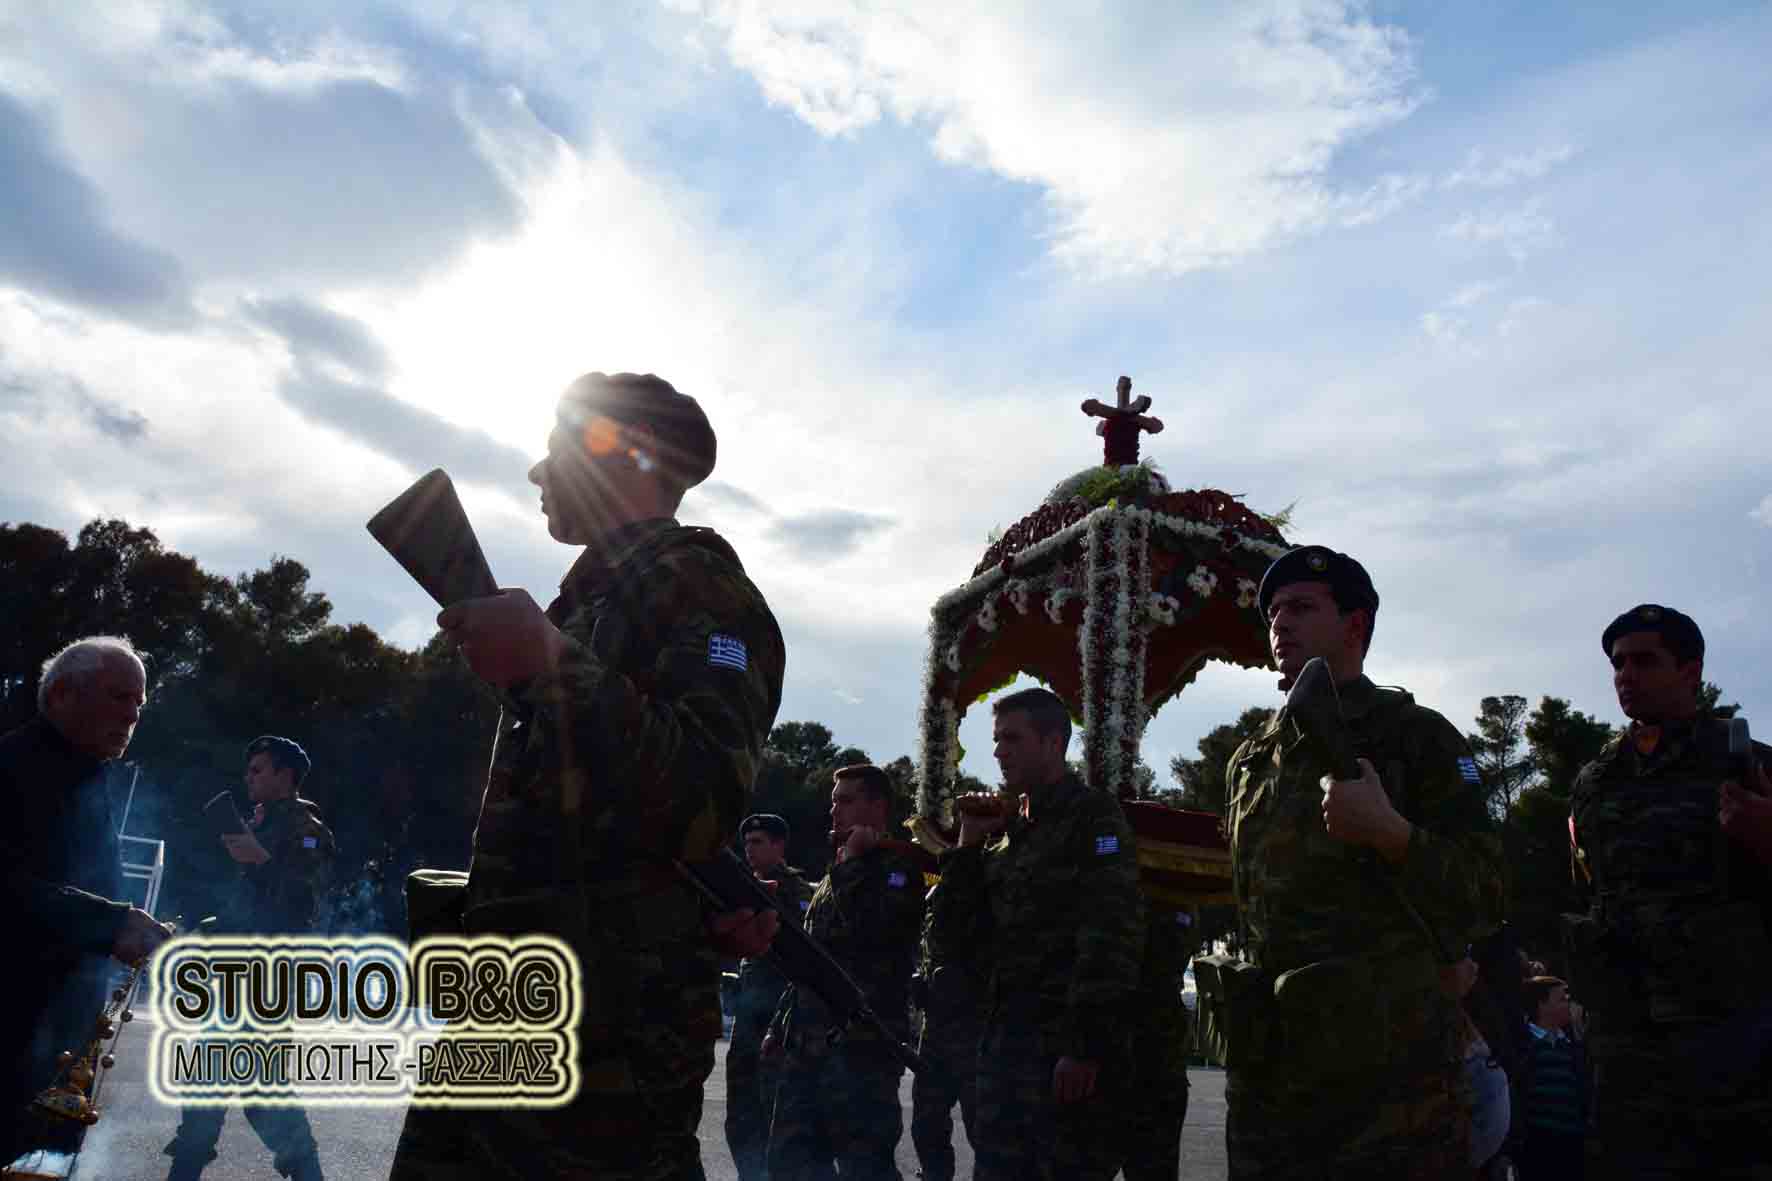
[918,497,1282,817]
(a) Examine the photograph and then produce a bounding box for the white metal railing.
[116,764,167,917]
[119,834,166,918]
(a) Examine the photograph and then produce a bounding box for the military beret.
[739,813,789,841]
[245,735,311,783]
[557,371,716,489]
[1601,604,1704,661]
[1256,545,1379,618]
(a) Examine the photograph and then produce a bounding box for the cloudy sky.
[4,1,1769,786]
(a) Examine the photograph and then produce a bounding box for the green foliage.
[1167,706,1275,816]
[1700,681,1741,718]
[1467,694,1534,819]
[1043,458,1166,508]
[1260,499,1298,532]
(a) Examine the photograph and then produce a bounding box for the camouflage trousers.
[164,1102,320,1177]
[388,1083,707,1180]
[1586,1020,1772,1179]
[725,1010,783,1181]
[909,1013,979,1181]
[1225,1061,1473,1181]
[1118,1051,1189,1181]
[970,1022,1126,1181]
[767,1035,904,1181]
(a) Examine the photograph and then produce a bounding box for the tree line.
[1159,686,1741,968]
[1,518,958,933]
[10,516,1716,964]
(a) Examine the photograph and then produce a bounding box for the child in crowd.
[1518,976,1585,1179]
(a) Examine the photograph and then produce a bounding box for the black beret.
[739,813,788,841]
[245,735,311,783]
[557,371,716,489]
[1601,604,1704,661]
[1256,546,1379,618]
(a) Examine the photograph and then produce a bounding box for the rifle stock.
[365,468,497,608]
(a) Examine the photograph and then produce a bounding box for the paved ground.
[10,1021,1227,1180]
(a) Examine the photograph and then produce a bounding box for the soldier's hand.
[838,825,879,864]
[1051,1056,1099,1104]
[438,589,569,689]
[1320,758,1413,861]
[955,793,1009,847]
[760,1033,783,1062]
[112,907,174,965]
[709,907,780,959]
[221,831,272,865]
[1720,764,1772,862]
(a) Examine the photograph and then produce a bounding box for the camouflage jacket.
[781,843,926,1053]
[927,772,1144,1062]
[1569,717,1772,1022]
[462,518,786,1094]
[732,862,815,1023]
[1135,906,1194,1077]
[1224,677,1502,1073]
[239,794,336,934]
[1227,676,1502,972]
[915,877,986,1037]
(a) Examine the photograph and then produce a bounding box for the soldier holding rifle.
[388,371,787,1180]
[1203,546,1502,1179]
[1565,604,1772,1176]
[767,765,926,1181]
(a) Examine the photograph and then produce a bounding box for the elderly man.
[389,371,787,1180]
[3,636,173,1159]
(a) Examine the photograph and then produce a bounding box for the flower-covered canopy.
[912,377,1289,905]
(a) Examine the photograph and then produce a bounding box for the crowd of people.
[6,368,1770,1180]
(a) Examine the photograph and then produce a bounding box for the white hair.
[38,636,145,711]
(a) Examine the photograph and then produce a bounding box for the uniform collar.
[1334,675,1382,719]
[559,518,678,592]
[1022,769,1086,822]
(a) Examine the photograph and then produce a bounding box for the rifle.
[1284,656,1458,966]
[365,470,928,1077]
[676,849,928,1076]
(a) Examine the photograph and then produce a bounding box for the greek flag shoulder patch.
[1457,756,1481,784]
[887,871,908,888]
[708,633,748,672]
[799,899,810,912]
[302,836,319,848]
[1095,834,1119,856]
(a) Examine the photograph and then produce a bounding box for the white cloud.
[1440,199,1556,263]
[1442,145,1574,189]
[1752,495,1772,528]
[691,0,1424,275]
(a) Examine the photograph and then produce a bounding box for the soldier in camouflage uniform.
[726,813,815,1181]
[908,875,984,1181]
[1215,546,1503,1180]
[1566,604,1772,1178]
[1117,904,1193,1181]
[768,765,926,1181]
[928,687,1144,1181]
[390,371,787,1180]
[165,735,335,1181]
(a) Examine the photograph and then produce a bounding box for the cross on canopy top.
[1080,375,1164,466]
